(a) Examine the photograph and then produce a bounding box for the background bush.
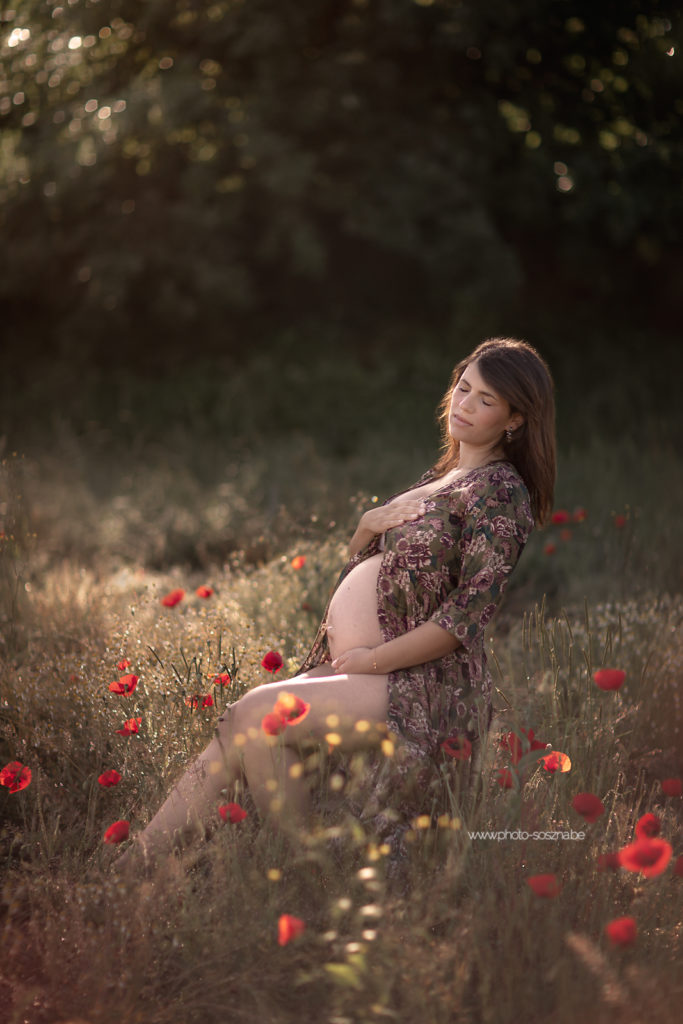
[1,0,681,433]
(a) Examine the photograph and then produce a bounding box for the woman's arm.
[347,513,377,558]
[331,621,459,675]
[348,497,427,558]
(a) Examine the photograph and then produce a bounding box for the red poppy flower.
[161,588,185,608]
[103,820,130,844]
[635,813,660,839]
[618,838,673,877]
[185,693,214,710]
[213,672,232,686]
[440,735,473,761]
[196,585,214,598]
[526,873,560,898]
[673,855,683,878]
[108,674,139,696]
[551,509,570,524]
[605,916,636,948]
[219,802,248,824]
[571,792,605,823]
[573,507,587,523]
[661,778,682,797]
[541,750,571,774]
[544,543,556,556]
[560,529,572,543]
[116,717,142,737]
[614,514,627,529]
[593,668,626,691]
[261,651,283,674]
[597,852,621,872]
[496,767,515,789]
[273,692,310,726]
[278,914,305,946]
[98,769,122,788]
[499,728,546,765]
[290,555,306,570]
[261,712,287,736]
[301,602,313,612]
[117,659,132,671]
[0,761,32,794]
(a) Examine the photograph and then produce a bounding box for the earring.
[505,427,513,442]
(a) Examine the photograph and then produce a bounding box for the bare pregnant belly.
[326,552,384,662]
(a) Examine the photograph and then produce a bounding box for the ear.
[507,412,524,433]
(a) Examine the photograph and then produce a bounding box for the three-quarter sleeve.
[428,486,533,648]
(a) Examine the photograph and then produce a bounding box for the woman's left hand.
[331,647,376,675]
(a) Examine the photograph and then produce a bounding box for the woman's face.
[448,360,522,447]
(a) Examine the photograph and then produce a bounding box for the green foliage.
[1,0,681,380]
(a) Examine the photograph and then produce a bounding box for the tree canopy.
[1,0,681,375]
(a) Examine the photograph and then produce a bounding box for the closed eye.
[456,383,494,407]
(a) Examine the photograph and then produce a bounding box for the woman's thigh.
[228,665,389,747]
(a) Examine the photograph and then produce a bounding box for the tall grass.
[0,431,681,1024]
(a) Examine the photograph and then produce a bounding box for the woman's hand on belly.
[331,646,376,675]
[334,623,462,676]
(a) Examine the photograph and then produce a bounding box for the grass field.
[1,422,681,1024]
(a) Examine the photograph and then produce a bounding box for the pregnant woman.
[123,337,555,868]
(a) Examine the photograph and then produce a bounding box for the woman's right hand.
[348,497,426,557]
[359,498,427,535]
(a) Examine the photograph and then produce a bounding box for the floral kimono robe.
[298,460,534,834]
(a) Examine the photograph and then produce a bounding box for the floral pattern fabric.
[299,460,534,769]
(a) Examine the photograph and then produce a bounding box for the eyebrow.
[459,374,500,401]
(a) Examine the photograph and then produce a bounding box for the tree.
[1,0,680,374]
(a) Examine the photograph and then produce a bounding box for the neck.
[456,443,505,472]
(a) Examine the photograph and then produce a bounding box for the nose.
[458,392,474,413]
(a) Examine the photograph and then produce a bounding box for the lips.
[452,414,472,427]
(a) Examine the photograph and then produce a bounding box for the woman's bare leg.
[234,667,388,830]
[120,665,388,866]
[128,733,240,862]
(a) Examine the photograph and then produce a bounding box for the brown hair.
[433,337,556,524]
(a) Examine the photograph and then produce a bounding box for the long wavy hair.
[432,337,556,524]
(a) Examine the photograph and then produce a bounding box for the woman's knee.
[217,683,297,744]
[228,686,273,736]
